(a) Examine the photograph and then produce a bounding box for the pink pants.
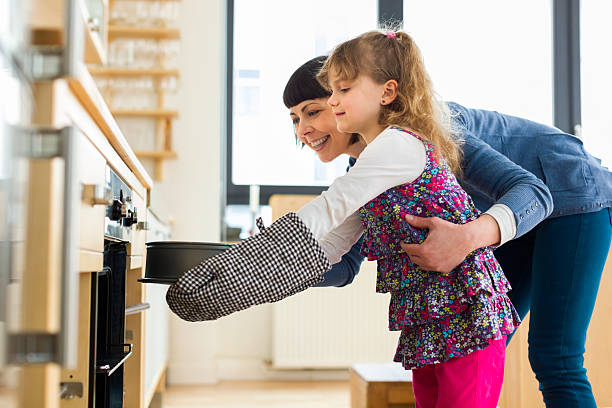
[412,336,506,408]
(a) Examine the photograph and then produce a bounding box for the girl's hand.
[400,214,501,274]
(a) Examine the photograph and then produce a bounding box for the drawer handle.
[82,184,111,206]
[125,302,151,316]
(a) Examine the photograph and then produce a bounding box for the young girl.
[167,30,519,407]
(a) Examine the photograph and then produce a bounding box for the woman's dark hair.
[283,56,330,108]
[283,55,360,146]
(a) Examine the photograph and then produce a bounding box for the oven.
[88,165,139,407]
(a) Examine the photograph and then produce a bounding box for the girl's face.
[289,97,361,162]
[327,73,388,143]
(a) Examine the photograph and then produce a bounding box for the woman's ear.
[381,80,398,105]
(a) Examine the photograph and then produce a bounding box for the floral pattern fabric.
[359,127,520,369]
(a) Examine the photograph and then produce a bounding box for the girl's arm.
[297,128,426,238]
[297,128,427,260]
[318,212,363,264]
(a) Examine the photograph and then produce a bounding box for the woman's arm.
[401,133,554,273]
[460,134,553,238]
[315,237,365,287]
[400,213,500,273]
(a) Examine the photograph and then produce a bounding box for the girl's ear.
[381,80,398,105]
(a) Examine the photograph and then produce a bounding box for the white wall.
[157,0,368,385]
[152,0,295,385]
[150,0,226,384]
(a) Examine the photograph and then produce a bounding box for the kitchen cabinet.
[27,0,109,65]
[13,40,169,408]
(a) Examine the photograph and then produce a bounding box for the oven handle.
[125,302,151,316]
[57,0,84,368]
[57,126,80,367]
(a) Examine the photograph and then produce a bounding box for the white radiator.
[272,260,400,369]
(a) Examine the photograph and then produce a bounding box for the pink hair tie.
[386,30,397,39]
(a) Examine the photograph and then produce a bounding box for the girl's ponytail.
[319,30,463,175]
[384,31,462,175]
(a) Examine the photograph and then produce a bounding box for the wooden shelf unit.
[91,4,182,181]
[109,25,180,40]
[135,150,178,159]
[111,109,178,118]
[88,67,180,77]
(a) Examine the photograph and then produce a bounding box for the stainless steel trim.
[82,184,112,206]
[59,381,83,399]
[125,302,151,316]
[54,0,84,367]
[63,0,84,78]
[58,127,79,367]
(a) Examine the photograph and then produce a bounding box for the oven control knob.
[123,208,138,227]
[109,199,127,221]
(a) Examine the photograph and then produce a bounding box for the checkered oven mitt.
[166,212,331,322]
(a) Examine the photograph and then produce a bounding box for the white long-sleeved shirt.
[296,127,515,263]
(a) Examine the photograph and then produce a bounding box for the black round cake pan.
[138,241,233,284]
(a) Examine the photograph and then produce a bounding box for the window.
[580,1,612,167]
[224,0,594,239]
[229,0,377,197]
[403,0,553,124]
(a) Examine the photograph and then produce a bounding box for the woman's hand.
[400,214,501,274]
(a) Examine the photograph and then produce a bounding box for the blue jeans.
[495,208,612,407]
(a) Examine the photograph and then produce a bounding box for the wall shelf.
[135,151,177,159]
[104,2,182,182]
[89,67,180,77]
[109,25,180,40]
[111,109,178,118]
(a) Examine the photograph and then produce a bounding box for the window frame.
[224,0,401,205]
[223,0,580,206]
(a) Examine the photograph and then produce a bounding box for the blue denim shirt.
[318,102,612,287]
[449,102,612,219]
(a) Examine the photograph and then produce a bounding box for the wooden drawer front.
[129,191,147,256]
[60,273,92,408]
[77,131,106,252]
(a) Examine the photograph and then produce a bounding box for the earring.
[381,100,386,104]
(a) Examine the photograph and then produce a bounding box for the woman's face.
[289,97,360,162]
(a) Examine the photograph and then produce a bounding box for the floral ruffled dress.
[359,127,520,370]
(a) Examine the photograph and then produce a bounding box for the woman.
[284,56,612,408]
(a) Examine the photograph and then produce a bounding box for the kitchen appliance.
[139,241,233,284]
[87,165,139,407]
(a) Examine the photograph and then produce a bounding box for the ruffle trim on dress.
[388,289,515,330]
[392,294,520,370]
[382,250,511,327]
[375,246,510,296]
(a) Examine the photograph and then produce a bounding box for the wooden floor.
[163,381,350,408]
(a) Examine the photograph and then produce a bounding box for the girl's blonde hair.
[318,30,463,174]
